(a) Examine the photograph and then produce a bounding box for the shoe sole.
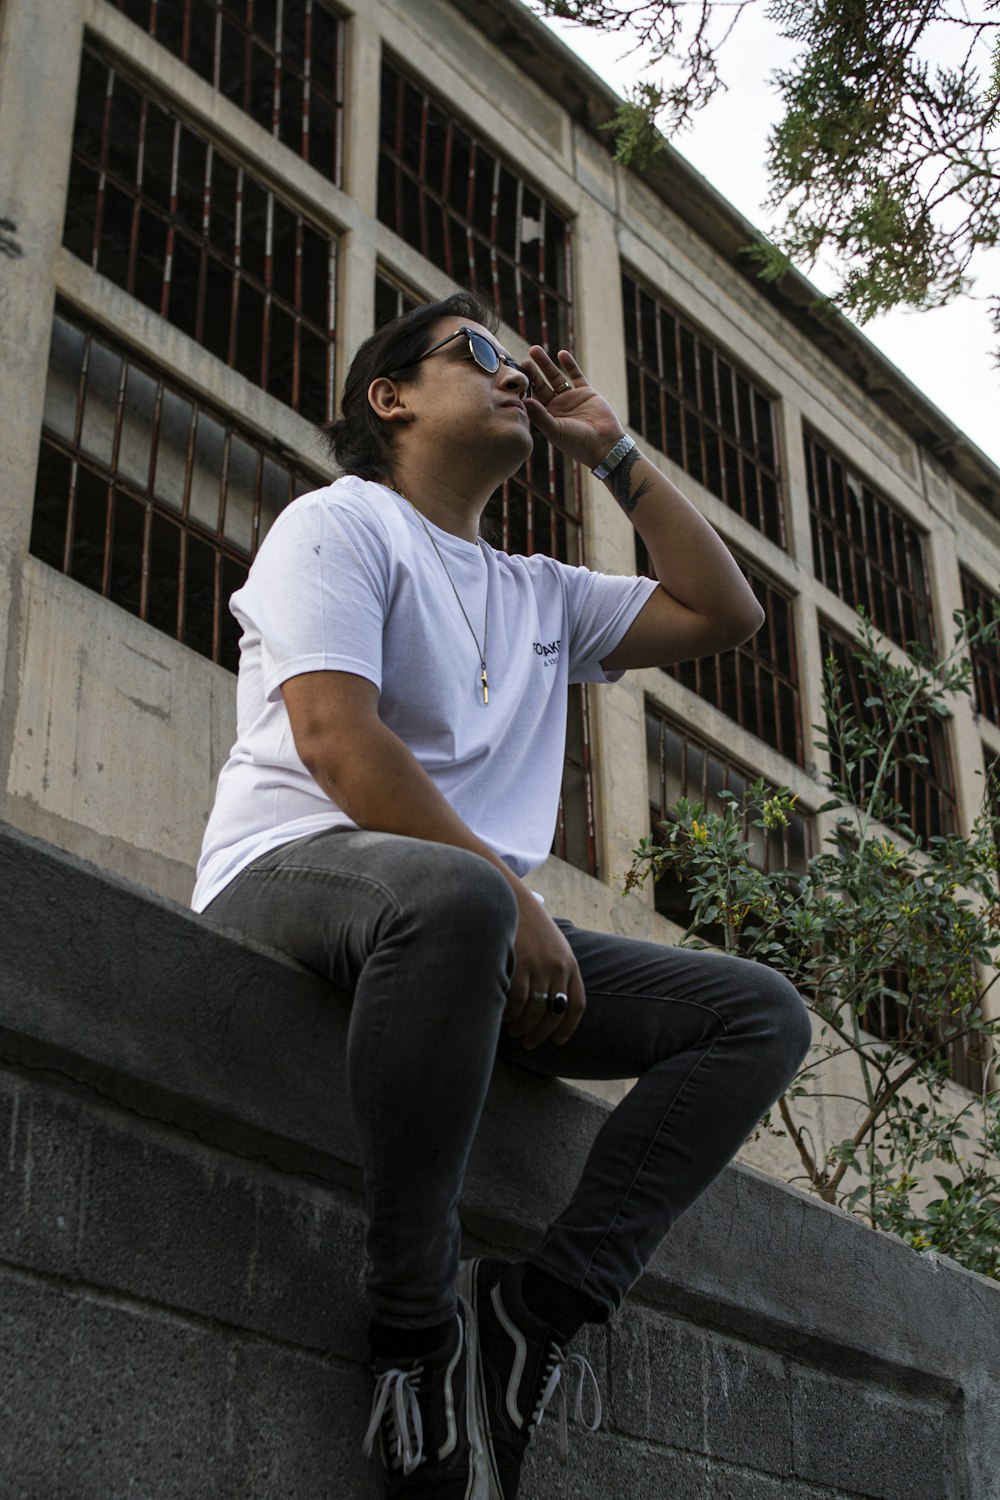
[458,1286,492,1500]
[457,1262,505,1500]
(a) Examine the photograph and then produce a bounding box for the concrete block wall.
[2,819,999,1499]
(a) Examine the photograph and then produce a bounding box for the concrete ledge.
[2,819,999,1498]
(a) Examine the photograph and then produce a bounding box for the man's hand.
[521,346,626,471]
[503,885,586,1051]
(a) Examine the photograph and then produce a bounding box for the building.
[2,0,999,1174]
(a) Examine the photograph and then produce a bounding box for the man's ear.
[368,377,416,424]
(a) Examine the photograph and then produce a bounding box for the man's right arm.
[280,668,585,1048]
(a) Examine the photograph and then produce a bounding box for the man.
[193,291,811,1500]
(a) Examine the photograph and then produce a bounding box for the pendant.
[481,666,489,706]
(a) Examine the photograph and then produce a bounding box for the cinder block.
[79,1110,370,1355]
[248,1173,370,1358]
[704,1335,792,1474]
[228,1342,379,1500]
[78,1114,257,1311]
[702,1466,822,1500]
[609,1302,704,1450]
[522,1424,710,1497]
[0,1274,231,1499]
[792,1369,958,1500]
[0,1074,84,1278]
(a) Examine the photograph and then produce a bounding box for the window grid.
[64,46,337,423]
[622,270,784,546]
[374,268,421,328]
[107,0,345,185]
[820,624,956,841]
[961,570,1000,724]
[640,540,803,763]
[861,969,985,1094]
[492,438,590,873]
[378,58,573,349]
[555,685,597,876]
[30,311,323,673]
[645,701,810,928]
[490,449,582,566]
[805,431,933,653]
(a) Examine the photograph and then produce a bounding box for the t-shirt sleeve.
[233,493,390,703]
[560,563,661,684]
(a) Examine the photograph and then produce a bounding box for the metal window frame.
[806,430,934,655]
[377,56,574,351]
[819,621,956,841]
[622,269,785,547]
[69,43,338,422]
[961,569,1000,725]
[108,0,347,185]
[644,699,810,877]
[637,537,804,765]
[31,308,325,672]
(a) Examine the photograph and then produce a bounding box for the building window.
[861,970,985,1094]
[961,570,1000,724]
[30,311,324,672]
[375,268,421,327]
[378,57,573,347]
[820,625,955,841]
[64,45,337,423]
[555,686,597,875]
[107,0,345,184]
[488,442,591,873]
[622,270,784,546]
[645,702,810,927]
[640,540,802,763]
[498,460,590,872]
[488,451,581,564]
[805,432,933,653]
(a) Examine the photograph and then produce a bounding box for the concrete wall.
[3,818,999,1500]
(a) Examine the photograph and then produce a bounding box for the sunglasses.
[388,328,531,391]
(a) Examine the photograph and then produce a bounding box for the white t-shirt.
[191,476,658,911]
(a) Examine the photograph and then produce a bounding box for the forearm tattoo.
[608,446,653,514]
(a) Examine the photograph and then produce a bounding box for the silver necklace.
[395,488,490,705]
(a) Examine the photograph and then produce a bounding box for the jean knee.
[745,963,812,1074]
[399,843,518,954]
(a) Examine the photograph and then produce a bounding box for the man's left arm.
[522,345,764,671]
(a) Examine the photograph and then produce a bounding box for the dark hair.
[325,290,501,482]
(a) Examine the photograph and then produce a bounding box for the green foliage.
[529,0,1000,348]
[601,86,670,168]
[625,607,1000,1277]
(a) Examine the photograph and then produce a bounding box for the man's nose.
[500,364,531,397]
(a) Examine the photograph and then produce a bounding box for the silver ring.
[547,991,569,1016]
[528,990,548,1005]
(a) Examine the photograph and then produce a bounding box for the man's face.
[398,317,534,465]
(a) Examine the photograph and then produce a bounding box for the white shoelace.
[362,1365,425,1476]
[532,1345,603,1464]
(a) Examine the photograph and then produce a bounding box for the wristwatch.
[591,433,636,480]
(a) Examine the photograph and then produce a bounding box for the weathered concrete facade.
[3,821,999,1499]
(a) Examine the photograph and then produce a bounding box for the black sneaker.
[362,1298,487,1498]
[458,1259,602,1500]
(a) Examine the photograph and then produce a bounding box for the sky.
[536,6,1000,471]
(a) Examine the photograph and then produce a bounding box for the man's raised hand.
[521,345,626,471]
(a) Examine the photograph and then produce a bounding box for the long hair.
[325,291,501,482]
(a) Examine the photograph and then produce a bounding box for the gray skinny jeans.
[204,827,812,1327]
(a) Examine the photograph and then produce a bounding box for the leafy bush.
[626,610,1000,1277]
